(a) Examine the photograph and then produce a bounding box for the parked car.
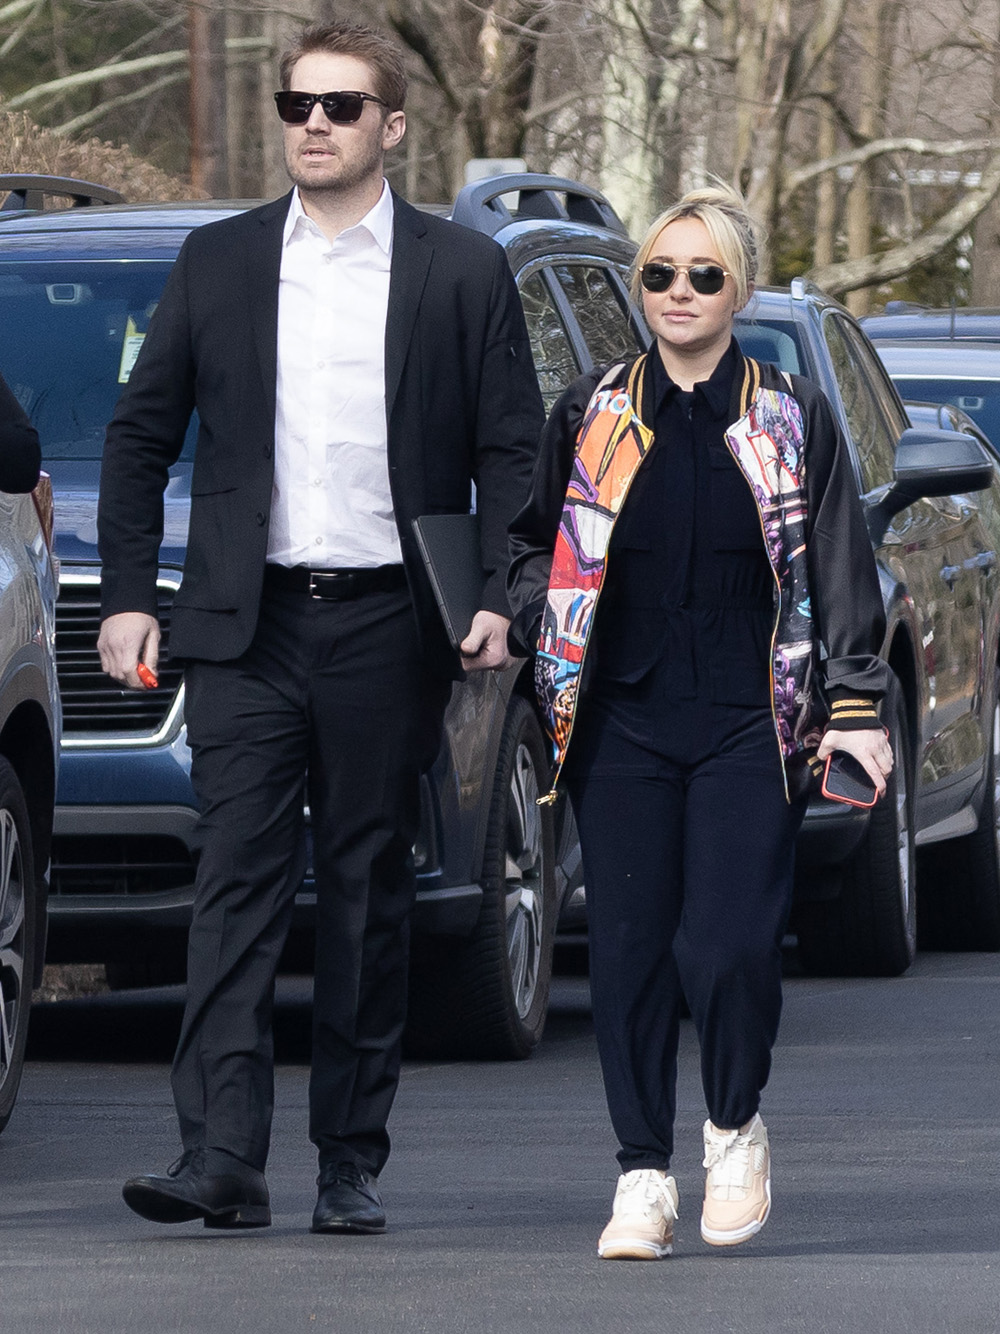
[739,284,1000,971]
[0,171,642,1061]
[861,306,1000,453]
[0,421,60,1133]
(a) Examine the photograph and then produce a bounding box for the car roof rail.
[0,173,125,213]
[451,173,629,238]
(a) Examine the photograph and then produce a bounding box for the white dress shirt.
[268,182,401,568]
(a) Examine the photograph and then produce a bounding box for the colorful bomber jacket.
[507,346,890,803]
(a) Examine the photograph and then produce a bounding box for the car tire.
[796,685,916,977]
[918,668,1000,950]
[406,695,557,1059]
[0,756,37,1134]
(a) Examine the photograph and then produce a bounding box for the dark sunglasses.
[274,89,388,125]
[639,262,731,295]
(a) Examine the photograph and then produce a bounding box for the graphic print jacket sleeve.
[791,371,889,727]
[506,367,605,657]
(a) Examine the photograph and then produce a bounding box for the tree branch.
[782,136,998,203]
[50,70,188,137]
[5,36,269,111]
[386,5,463,115]
[806,149,1000,296]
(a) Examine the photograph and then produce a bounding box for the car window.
[822,313,898,491]
[734,318,804,373]
[839,319,910,439]
[0,260,196,461]
[888,376,1000,452]
[551,264,637,369]
[518,271,581,411]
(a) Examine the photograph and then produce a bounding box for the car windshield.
[888,376,1000,450]
[0,259,196,461]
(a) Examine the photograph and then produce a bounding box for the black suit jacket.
[98,190,545,679]
[0,372,42,494]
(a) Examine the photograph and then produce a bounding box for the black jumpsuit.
[564,344,805,1171]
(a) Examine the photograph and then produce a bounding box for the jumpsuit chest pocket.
[708,448,764,552]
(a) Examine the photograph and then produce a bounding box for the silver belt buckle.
[308,570,342,599]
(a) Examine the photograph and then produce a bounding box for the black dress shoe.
[311,1162,386,1234]
[122,1147,271,1228]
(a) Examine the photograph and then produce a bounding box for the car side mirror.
[866,427,994,543]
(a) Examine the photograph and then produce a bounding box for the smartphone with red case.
[821,750,879,808]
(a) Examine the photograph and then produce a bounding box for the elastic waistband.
[263,563,407,601]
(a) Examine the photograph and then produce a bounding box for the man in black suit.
[97,20,544,1235]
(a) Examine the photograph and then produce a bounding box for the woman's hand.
[817,727,894,797]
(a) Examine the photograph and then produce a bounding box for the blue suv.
[0,172,641,1059]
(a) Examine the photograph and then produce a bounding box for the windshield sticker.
[118,316,145,383]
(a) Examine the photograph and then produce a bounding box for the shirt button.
[313,478,322,487]
[314,536,323,545]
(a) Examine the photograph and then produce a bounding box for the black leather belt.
[264,563,407,601]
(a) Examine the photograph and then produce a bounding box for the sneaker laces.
[703,1125,752,1189]
[617,1170,679,1222]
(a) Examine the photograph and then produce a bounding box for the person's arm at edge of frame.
[797,377,894,794]
[97,242,196,690]
[460,242,546,672]
[506,368,602,660]
[0,371,41,495]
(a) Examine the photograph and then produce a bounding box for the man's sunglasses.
[274,90,388,125]
[639,263,731,295]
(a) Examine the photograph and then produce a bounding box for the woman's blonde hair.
[630,183,761,310]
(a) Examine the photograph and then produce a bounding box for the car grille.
[57,578,184,735]
[50,834,196,896]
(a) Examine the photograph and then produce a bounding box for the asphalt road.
[3,952,998,1334]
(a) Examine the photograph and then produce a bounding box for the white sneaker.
[700,1113,771,1246]
[598,1169,679,1260]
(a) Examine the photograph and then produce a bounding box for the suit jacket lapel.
[385,193,432,421]
[247,192,291,426]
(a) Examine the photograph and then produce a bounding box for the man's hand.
[460,610,513,672]
[817,726,893,797]
[98,611,161,689]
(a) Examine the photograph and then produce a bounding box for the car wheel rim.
[504,741,544,1022]
[0,809,26,1092]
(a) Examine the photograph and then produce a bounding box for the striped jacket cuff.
[826,690,880,732]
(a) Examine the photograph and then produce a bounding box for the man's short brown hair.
[279,20,408,112]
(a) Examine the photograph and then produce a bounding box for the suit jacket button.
[256,511,266,525]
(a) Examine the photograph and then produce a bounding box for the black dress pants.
[171,579,448,1175]
[565,683,807,1172]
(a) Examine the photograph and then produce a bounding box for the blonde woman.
[508,186,892,1258]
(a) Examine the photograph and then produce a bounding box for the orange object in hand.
[136,662,158,689]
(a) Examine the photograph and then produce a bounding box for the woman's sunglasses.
[274,90,388,125]
[639,263,731,295]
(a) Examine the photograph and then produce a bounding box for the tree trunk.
[972,16,1000,305]
[599,0,701,234]
[814,56,837,269]
[189,0,229,197]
